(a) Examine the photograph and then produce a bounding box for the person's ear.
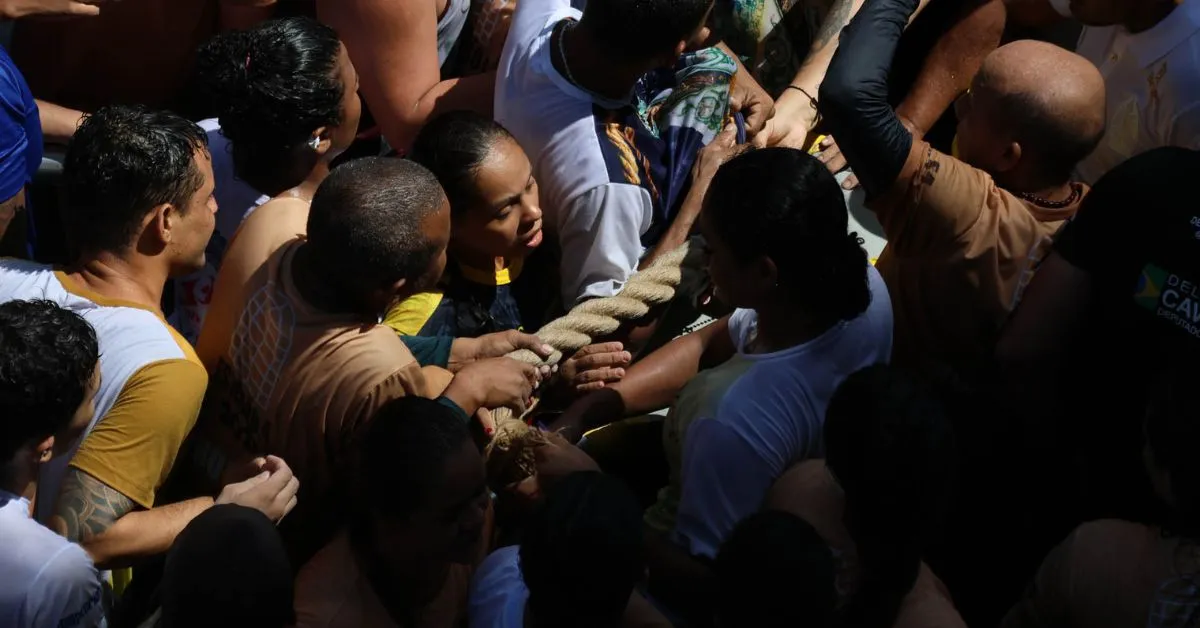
[149,202,174,248]
[309,127,332,158]
[370,277,410,315]
[752,256,779,294]
[996,140,1022,174]
[34,436,54,463]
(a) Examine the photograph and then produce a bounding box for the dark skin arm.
[317,0,495,153]
[894,0,1006,138]
[51,467,213,570]
[821,0,1005,188]
[549,316,736,442]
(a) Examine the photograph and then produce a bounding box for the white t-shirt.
[468,546,528,628]
[169,119,269,344]
[0,260,207,521]
[494,0,654,305]
[0,492,106,628]
[671,266,894,559]
[1051,0,1200,184]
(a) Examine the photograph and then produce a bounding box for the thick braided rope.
[484,243,691,489]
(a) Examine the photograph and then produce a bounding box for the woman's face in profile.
[699,210,751,308]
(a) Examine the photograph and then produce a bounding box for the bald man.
[818,0,1105,376]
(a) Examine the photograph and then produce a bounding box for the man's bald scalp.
[977,40,1107,184]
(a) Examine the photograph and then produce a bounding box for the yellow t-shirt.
[0,260,208,523]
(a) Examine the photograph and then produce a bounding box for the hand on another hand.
[446,357,550,415]
[452,330,554,371]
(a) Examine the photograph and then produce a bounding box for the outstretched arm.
[759,0,866,148]
[317,0,495,153]
[894,0,1005,140]
[818,0,926,199]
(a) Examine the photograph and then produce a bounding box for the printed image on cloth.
[204,282,295,459]
[1134,263,1200,342]
[598,46,745,247]
[715,0,834,96]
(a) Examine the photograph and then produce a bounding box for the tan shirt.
[767,460,967,628]
[192,198,427,554]
[1002,520,1195,628]
[295,532,472,628]
[872,142,1086,372]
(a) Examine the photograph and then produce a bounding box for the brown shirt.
[192,197,427,556]
[1002,520,1195,628]
[767,460,968,628]
[295,531,472,628]
[872,142,1086,372]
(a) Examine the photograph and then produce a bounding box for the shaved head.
[972,40,1106,184]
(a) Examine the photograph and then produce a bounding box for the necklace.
[1015,182,1083,209]
[556,19,580,87]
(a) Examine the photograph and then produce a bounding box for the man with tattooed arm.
[0,106,300,575]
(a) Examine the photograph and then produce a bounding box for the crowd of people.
[0,0,1197,626]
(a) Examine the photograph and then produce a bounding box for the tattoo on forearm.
[814,0,856,50]
[50,468,135,544]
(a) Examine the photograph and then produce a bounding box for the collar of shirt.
[1126,0,1200,68]
[456,257,524,286]
[534,11,636,111]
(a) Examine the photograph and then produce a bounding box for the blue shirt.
[0,45,43,255]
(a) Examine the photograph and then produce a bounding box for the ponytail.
[704,147,873,328]
[194,17,344,194]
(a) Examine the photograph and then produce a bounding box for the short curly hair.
[63,105,208,255]
[0,300,99,462]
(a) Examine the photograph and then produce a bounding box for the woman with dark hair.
[555,147,892,613]
[388,111,631,394]
[1002,367,1200,628]
[766,364,963,628]
[387,111,545,340]
[196,16,361,201]
[172,16,361,343]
